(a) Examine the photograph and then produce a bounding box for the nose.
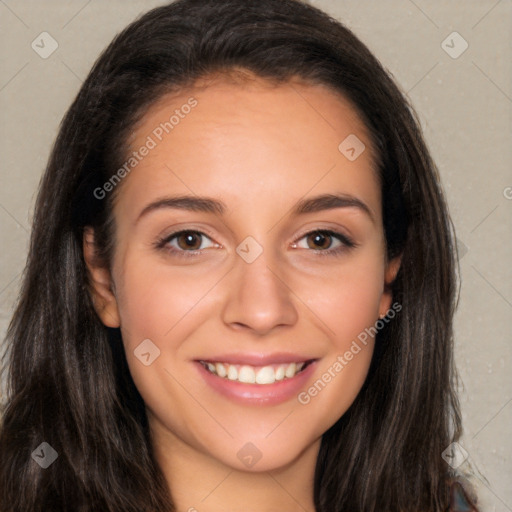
[221,247,299,336]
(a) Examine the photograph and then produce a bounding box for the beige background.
[1,1,510,510]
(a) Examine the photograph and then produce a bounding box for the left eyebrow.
[292,193,375,224]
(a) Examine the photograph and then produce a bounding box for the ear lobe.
[384,254,402,289]
[379,254,402,318]
[83,226,120,328]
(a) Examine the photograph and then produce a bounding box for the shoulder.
[446,478,479,512]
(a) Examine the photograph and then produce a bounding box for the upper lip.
[196,352,318,366]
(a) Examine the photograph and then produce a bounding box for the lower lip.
[195,360,318,405]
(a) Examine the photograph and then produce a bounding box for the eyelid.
[291,228,357,253]
[155,228,220,257]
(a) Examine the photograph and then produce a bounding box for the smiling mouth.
[198,360,314,385]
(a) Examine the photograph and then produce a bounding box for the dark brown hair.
[0,0,478,510]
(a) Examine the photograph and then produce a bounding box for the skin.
[84,71,401,512]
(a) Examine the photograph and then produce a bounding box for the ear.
[83,226,120,328]
[378,254,402,318]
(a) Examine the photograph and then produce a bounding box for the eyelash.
[154,229,358,259]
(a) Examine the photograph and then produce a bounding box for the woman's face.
[86,74,400,472]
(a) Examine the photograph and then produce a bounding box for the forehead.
[114,73,381,222]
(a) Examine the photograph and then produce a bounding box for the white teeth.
[256,366,275,384]
[202,360,309,384]
[238,365,256,383]
[275,365,285,381]
[285,362,297,378]
[227,365,238,380]
[215,362,227,378]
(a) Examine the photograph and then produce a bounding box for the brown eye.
[292,229,356,257]
[306,231,334,250]
[159,230,216,256]
[175,231,203,250]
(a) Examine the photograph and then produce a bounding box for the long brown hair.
[0,0,478,510]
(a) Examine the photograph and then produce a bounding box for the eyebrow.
[136,193,375,224]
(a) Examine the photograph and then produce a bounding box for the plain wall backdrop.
[0,1,510,510]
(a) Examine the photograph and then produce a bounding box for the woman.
[0,0,480,510]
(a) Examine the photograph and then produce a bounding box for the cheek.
[294,257,385,346]
[112,262,215,433]
[277,258,385,430]
[115,258,218,344]
[112,256,229,402]
[293,288,380,436]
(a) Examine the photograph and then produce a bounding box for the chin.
[212,436,316,473]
